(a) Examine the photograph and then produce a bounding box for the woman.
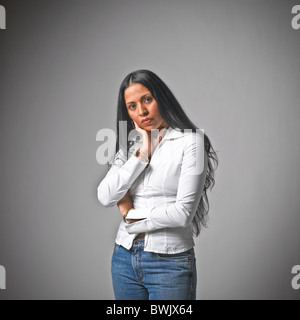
[97,70,218,300]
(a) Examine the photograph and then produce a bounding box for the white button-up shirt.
[97,127,208,254]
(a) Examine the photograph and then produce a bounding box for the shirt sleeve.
[97,147,149,207]
[125,132,208,233]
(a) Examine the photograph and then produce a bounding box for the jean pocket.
[155,249,193,262]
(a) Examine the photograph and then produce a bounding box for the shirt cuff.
[125,215,154,234]
[126,208,152,220]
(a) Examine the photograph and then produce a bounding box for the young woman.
[97,70,218,300]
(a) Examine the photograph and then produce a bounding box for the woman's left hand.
[117,190,144,223]
[117,190,133,219]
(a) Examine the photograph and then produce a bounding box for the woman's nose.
[137,103,148,116]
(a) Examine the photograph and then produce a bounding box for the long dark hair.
[111,69,218,236]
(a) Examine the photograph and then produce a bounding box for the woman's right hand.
[133,120,165,159]
[133,120,151,158]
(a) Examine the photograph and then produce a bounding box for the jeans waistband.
[132,238,144,246]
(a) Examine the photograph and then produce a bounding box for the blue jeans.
[111,239,197,300]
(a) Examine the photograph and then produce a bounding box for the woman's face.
[124,83,168,131]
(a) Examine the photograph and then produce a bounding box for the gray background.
[0,0,300,300]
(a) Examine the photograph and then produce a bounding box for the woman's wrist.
[140,148,149,160]
[136,148,149,162]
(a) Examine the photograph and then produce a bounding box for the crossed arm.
[98,133,207,233]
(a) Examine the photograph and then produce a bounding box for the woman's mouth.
[142,118,153,125]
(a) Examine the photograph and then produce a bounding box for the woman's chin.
[141,124,154,130]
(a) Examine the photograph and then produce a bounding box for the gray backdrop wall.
[0,0,300,300]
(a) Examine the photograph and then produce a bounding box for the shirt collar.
[163,127,187,140]
[130,126,188,143]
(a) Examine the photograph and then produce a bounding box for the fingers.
[133,121,142,132]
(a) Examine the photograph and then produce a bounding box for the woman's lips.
[142,118,153,125]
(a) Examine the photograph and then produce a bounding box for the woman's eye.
[128,97,152,110]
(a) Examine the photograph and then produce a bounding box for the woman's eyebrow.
[126,93,151,105]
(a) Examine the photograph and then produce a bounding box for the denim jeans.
[111,239,197,300]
